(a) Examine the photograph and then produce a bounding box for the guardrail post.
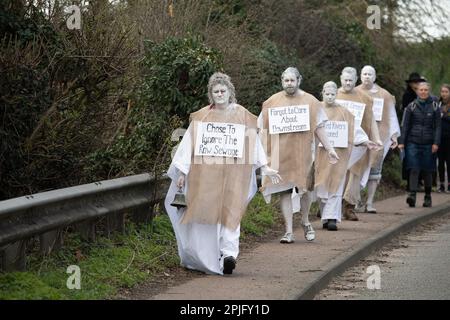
[76,221,96,242]
[158,199,167,215]
[0,240,27,271]
[130,204,153,225]
[106,212,125,236]
[39,229,63,255]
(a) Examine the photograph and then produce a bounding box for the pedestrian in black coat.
[399,82,441,208]
[401,73,427,191]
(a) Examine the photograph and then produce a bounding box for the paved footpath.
[149,193,450,300]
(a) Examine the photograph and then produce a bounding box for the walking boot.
[343,200,359,221]
[327,219,338,231]
[423,194,432,207]
[406,192,416,207]
[223,256,236,275]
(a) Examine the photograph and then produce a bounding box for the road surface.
[315,213,450,300]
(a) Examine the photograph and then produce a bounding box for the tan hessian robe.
[315,103,355,194]
[315,102,370,222]
[184,104,259,230]
[336,88,381,205]
[258,90,327,212]
[355,84,401,177]
[260,91,323,189]
[165,103,268,275]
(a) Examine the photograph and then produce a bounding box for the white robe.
[317,124,369,222]
[371,85,401,154]
[370,86,401,180]
[164,123,267,275]
[383,87,401,168]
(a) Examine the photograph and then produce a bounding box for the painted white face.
[211,84,230,106]
[341,73,356,92]
[361,67,376,86]
[323,87,337,105]
[282,72,299,95]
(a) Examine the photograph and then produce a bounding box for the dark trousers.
[410,169,432,194]
[438,139,450,185]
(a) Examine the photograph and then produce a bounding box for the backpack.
[409,100,439,112]
[408,100,440,131]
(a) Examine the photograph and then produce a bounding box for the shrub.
[84,36,223,180]
[140,36,223,121]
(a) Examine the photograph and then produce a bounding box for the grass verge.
[0,214,179,299]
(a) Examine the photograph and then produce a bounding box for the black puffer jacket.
[399,97,441,145]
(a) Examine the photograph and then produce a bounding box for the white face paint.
[341,73,356,92]
[282,72,300,95]
[361,67,376,86]
[323,87,337,105]
[211,84,230,108]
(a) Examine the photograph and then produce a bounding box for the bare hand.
[432,144,439,153]
[365,140,380,150]
[328,150,339,164]
[398,144,404,150]
[390,138,398,149]
[269,173,282,185]
[261,166,282,185]
[177,175,185,188]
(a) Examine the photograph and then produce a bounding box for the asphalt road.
[316,213,450,300]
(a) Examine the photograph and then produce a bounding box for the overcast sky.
[395,0,450,41]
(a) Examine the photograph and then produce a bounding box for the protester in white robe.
[165,73,280,275]
[315,82,379,230]
[355,65,401,213]
[336,67,383,221]
[258,67,339,243]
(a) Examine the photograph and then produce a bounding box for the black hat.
[405,72,426,83]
